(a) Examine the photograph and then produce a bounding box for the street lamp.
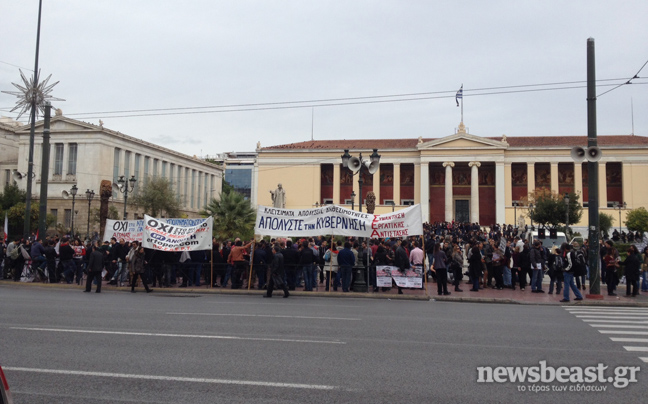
[117,175,137,220]
[350,191,356,211]
[512,201,519,228]
[387,200,395,212]
[613,201,627,233]
[340,148,380,212]
[564,193,570,237]
[86,189,95,240]
[69,184,78,237]
[528,203,535,231]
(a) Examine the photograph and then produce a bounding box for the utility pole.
[586,38,602,297]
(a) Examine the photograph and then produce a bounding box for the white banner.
[103,219,144,243]
[142,215,213,251]
[254,204,423,238]
[376,265,424,289]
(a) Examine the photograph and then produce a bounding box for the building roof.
[262,135,648,150]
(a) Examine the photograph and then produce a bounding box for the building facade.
[255,123,648,231]
[1,112,223,236]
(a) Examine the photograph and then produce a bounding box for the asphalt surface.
[1,284,646,403]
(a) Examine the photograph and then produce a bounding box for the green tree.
[0,183,27,211]
[200,191,256,241]
[528,190,583,228]
[599,212,614,236]
[131,177,181,218]
[222,180,235,195]
[625,207,648,235]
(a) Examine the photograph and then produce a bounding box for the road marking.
[167,312,361,321]
[599,330,648,335]
[640,358,648,363]
[9,327,345,344]
[3,367,337,390]
[623,346,648,352]
[569,311,648,315]
[583,319,648,323]
[575,315,648,320]
[610,337,648,343]
[589,324,648,329]
[564,306,648,311]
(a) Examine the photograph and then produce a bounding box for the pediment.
[17,116,102,133]
[418,132,508,150]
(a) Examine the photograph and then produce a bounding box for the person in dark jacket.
[265,245,289,298]
[298,240,317,291]
[560,243,583,302]
[253,241,268,290]
[130,246,152,293]
[337,242,356,293]
[468,244,483,292]
[84,241,105,293]
[282,240,299,290]
[44,239,59,284]
[432,242,450,296]
[59,238,76,284]
[624,245,641,297]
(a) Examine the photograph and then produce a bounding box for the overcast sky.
[1,1,647,157]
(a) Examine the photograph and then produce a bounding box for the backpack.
[9,245,20,260]
[575,251,586,268]
[553,254,565,272]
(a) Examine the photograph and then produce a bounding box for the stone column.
[420,162,430,223]
[468,162,481,223]
[550,162,559,194]
[495,162,506,224]
[443,162,454,222]
[527,162,535,196]
[574,162,583,199]
[393,163,401,205]
[598,161,607,208]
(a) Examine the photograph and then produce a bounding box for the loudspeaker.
[365,160,379,174]
[586,146,602,162]
[62,190,69,199]
[112,183,121,194]
[570,146,586,162]
[348,156,361,172]
[12,171,27,181]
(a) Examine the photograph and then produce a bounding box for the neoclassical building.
[255,123,648,231]
[0,112,223,235]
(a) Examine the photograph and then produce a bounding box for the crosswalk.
[563,306,648,364]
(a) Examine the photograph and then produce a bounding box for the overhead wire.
[597,59,648,97]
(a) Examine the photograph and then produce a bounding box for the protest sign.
[141,215,213,251]
[254,204,423,238]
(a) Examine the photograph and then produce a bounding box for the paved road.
[0,285,646,403]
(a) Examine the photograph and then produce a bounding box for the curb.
[3,280,648,306]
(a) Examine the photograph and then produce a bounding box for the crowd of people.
[2,221,647,301]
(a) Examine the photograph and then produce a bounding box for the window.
[383,199,395,205]
[197,172,202,208]
[153,159,159,178]
[176,165,182,203]
[4,169,10,186]
[54,143,64,176]
[323,199,334,205]
[113,148,121,198]
[64,209,72,228]
[124,151,131,180]
[184,168,189,206]
[50,209,58,222]
[401,199,414,206]
[162,161,167,179]
[191,170,196,208]
[144,156,150,186]
[67,143,78,175]
[134,154,141,184]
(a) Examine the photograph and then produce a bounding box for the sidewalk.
[3,278,647,306]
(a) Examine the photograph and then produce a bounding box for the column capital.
[442,161,455,168]
[468,161,481,168]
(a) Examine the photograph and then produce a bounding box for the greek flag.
[455,85,463,107]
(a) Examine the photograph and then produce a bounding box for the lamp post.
[528,203,535,231]
[341,149,381,213]
[86,189,95,240]
[117,175,137,220]
[69,184,78,237]
[350,191,356,211]
[512,201,519,228]
[387,200,395,212]
[564,193,570,237]
[613,201,627,233]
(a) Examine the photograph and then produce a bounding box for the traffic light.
[549,228,557,239]
[538,229,546,239]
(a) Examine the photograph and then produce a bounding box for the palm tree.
[200,191,256,240]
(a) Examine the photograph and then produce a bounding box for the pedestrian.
[59,237,76,284]
[337,241,355,293]
[530,240,545,293]
[84,241,104,293]
[560,243,583,302]
[130,245,152,293]
[450,244,464,292]
[624,245,641,297]
[467,243,482,292]
[603,246,620,296]
[432,242,450,296]
[641,246,648,292]
[264,245,289,298]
